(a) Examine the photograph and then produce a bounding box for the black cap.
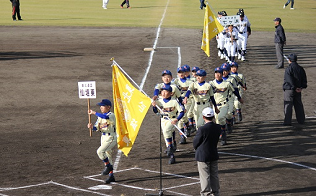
[288,53,297,62]
[273,17,281,22]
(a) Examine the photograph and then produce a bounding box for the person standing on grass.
[10,0,22,21]
[283,0,295,10]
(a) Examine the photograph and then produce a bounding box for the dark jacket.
[274,24,286,44]
[193,121,221,162]
[283,61,307,90]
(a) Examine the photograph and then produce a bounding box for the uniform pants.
[161,118,176,146]
[234,88,244,110]
[121,0,130,7]
[199,0,206,9]
[285,0,294,8]
[225,42,237,57]
[97,132,117,164]
[12,5,21,20]
[187,98,195,119]
[226,97,234,120]
[197,161,220,196]
[284,90,305,124]
[237,33,248,51]
[214,103,229,126]
[194,103,211,129]
[103,0,109,8]
[275,43,284,68]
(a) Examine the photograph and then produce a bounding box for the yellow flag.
[112,65,152,156]
[201,4,224,57]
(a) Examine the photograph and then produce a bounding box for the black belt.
[239,31,246,34]
[163,116,176,120]
[102,131,115,136]
[196,102,206,105]
[217,102,226,106]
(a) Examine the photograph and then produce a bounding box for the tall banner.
[112,64,152,156]
[201,4,224,57]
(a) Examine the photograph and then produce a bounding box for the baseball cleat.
[241,56,245,61]
[105,175,115,184]
[101,165,113,175]
[283,5,286,9]
[168,157,175,164]
[220,140,227,146]
[227,124,232,134]
[179,136,187,144]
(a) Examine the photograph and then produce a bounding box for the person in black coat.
[10,0,22,21]
[193,107,221,196]
[283,53,307,125]
[274,17,286,69]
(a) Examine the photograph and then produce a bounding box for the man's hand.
[296,88,302,93]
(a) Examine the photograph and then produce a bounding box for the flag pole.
[110,58,187,138]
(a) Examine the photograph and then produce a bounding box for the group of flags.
[109,2,221,157]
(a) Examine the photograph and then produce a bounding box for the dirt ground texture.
[0,26,316,196]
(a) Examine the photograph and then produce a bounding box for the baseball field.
[0,0,316,195]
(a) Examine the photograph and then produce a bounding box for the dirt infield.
[0,26,315,196]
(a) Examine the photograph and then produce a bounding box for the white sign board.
[78,81,96,99]
[220,15,241,26]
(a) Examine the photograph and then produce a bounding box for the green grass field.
[0,0,315,32]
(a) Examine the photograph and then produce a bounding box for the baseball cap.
[202,107,214,118]
[97,99,112,107]
[214,67,223,74]
[183,64,190,72]
[162,70,172,76]
[288,53,297,62]
[221,64,231,72]
[196,69,207,76]
[161,84,173,92]
[192,66,200,72]
[177,66,185,73]
[230,61,239,68]
[222,11,227,16]
[273,17,281,22]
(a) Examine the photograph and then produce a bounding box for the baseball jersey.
[210,79,235,104]
[236,18,251,34]
[224,27,239,44]
[93,112,116,133]
[186,81,214,103]
[231,72,246,89]
[155,97,184,119]
[154,83,181,99]
[172,77,192,98]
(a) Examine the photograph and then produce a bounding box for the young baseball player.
[230,62,247,123]
[183,69,219,131]
[87,99,117,184]
[187,66,200,130]
[216,11,227,60]
[152,84,184,164]
[210,67,243,145]
[173,66,192,144]
[221,63,240,133]
[153,70,182,147]
[236,11,251,61]
[224,25,239,63]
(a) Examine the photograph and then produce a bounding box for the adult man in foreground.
[193,107,221,196]
[283,53,307,126]
[274,17,286,69]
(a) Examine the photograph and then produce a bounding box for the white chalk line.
[0,181,110,196]
[219,152,316,171]
[84,167,198,196]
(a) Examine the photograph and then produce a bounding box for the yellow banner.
[112,65,151,156]
[201,4,224,57]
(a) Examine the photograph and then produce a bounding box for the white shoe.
[103,6,107,9]
[225,56,229,61]
[218,50,221,57]
[220,54,224,59]
[283,5,286,9]
[290,8,295,10]
[241,56,245,61]
[238,54,241,60]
